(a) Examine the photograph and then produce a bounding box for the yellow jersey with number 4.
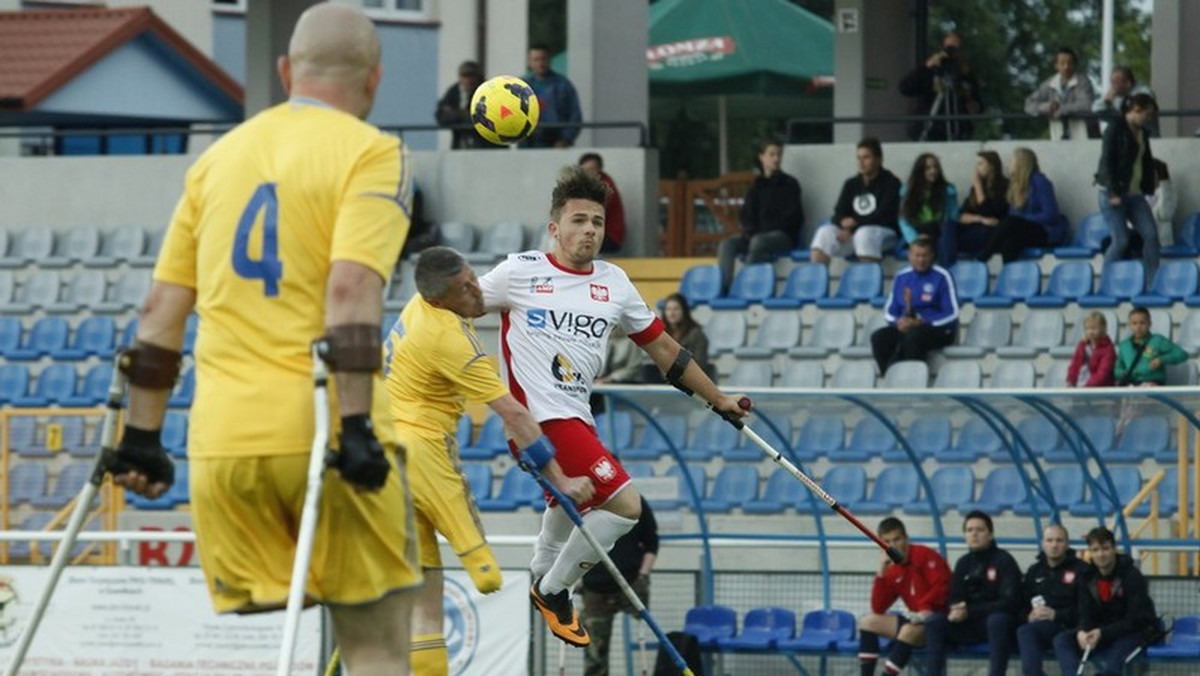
[154,99,411,458]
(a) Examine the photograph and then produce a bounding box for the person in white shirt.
[1025,47,1096,141]
[479,166,748,648]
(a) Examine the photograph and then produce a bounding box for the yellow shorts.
[399,429,490,570]
[190,452,422,614]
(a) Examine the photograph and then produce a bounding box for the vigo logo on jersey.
[527,308,611,340]
[549,353,588,394]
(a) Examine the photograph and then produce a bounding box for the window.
[362,0,425,19]
[211,0,246,11]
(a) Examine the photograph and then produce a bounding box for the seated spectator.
[1053,527,1159,676]
[1024,47,1096,141]
[1094,66,1157,135]
[1150,159,1176,247]
[596,327,644,385]
[871,239,958,375]
[1097,93,1160,289]
[945,150,1009,263]
[810,137,901,265]
[1013,524,1087,676]
[717,140,804,292]
[435,60,494,149]
[976,147,1064,263]
[899,31,983,141]
[579,153,627,255]
[523,44,582,148]
[643,293,711,383]
[1115,306,1186,387]
[923,511,1021,676]
[1067,311,1116,387]
[898,152,959,267]
[857,517,951,676]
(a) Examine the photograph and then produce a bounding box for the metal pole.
[1101,0,1115,92]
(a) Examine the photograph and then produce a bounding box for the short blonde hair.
[1083,311,1107,330]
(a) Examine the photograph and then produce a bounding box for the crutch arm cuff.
[664,347,694,396]
[520,437,556,470]
[118,341,182,389]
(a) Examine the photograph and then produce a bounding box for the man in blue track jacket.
[871,238,959,375]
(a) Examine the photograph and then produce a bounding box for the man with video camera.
[900,32,983,141]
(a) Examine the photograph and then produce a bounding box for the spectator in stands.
[435,60,493,149]
[1024,47,1096,141]
[975,148,1063,263]
[1053,527,1159,676]
[1115,306,1186,387]
[1150,159,1176,248]
[579,153,627,255]
[595,327,644,386]
[810,137,902,265]
[945,150,1009,263]
[857,517,951,676]
[523,44,582,148]
[1097,93,1160,288]
[898,153,959,267]
[659,293,710,378]
[717,140,804,293]
[578,496,657,676]
[871,238,958,375]
[899,31,983,141]
[1013,524,1087,676]
[1094,66,1157,135]
[1066,311,1116,387]
[923,511,1021,676]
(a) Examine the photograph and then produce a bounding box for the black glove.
[108,425,175,489]
[331,414,390,491]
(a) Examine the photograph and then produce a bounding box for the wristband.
[523,437,556,469]
[122,425,162,447]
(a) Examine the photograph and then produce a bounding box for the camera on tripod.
[934,46,961,83]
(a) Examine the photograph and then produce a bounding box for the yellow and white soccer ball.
[470,75,540,146]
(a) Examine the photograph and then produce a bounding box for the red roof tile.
[0,6,242,111]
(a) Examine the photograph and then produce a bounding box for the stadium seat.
[976,261,1041,307]
[678,265,722,306]
[1136,260,1198,306]
[735,311,801,357]
[1027,260,1094,308]
[763,263,828,308]
[1079,260,1144,307]
[594,410,634,450]
[7,316,69,361]
[794,416,844,461]
[89,226,147,267]
[1109,416,1169,463]
[0,269,61,313]
[622,414,687,460]
[0,316,19,357]
[623,462,655,479]
[653,465,707,511]
[682,416,740,461]
[0,270,14,308]
[33,461,93,508]
[933,361,981,389]
[1053,212,1108,258]
[1176,311,1200,356]
[1147,616,1200,659]
[996,310,1064,359]
[830,361,875,389]
[455,415,473,448]
[461,463,492,502]
[1163,212,1200,258]
[12,363,77,407]
[131,229,164,267]
[727,411,790,462]
[744,468,807,514]
[712,263,774,309]
[44,415,85,454]
[841,417,896,462]
[181,314,199,355]
[960,466,1028,513]
[43,225,100,267]
[96,270,151,313]
[1167,360,1198,386]
[162,411,188,458]
[706,311,747,353]
[683,605,738,649]
[119,318,140,350]
[47,269,106,314]
[718,607,796,650]
[9,513,54,560]
[842,314,886,359]
[0,228,53,268]
[463,221,524,263]
[990,361,1035,388]
[816,262,882,309]
[439,222,477,253]
[1070,467,1142,517]
[777,609,856,651]
[8,463,48,506]
[789,311,854,358]
[941,418,1001,462]
[856,466,919,514]
[882,361,928,389]
[1014,466,1085,516]
[821,466,866,508]
[56,316,116,360]
[1076,415,1115,457]
[1050,310,1117,358]
[1013,416,1068,462]
[0,363,33,405]
[477,465,544,511]
[944,310,1011,358]
[60,363,110,407]
[7,416,38,456]
[896,415,951,460]
[701,465,759,513]
[168,368,195,408]
[949,261,988,303]
[779,359,824,388]
[727,360,773,388]
[461,414,508,460]
[904,466,975,514]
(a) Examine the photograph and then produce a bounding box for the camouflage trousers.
[580,576,650,676]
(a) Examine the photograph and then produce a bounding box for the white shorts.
[810,224,899,259]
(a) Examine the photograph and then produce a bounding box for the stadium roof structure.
[0,6,243,127]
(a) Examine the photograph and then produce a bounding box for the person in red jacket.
[580,153,627,254]
[858,517,952,676]
[1066,311,1116,387]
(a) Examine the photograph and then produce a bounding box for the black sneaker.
[530,577,589,647]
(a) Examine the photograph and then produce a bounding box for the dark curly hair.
[550,165,610,220]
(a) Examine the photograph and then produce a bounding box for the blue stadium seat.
[462,463,492,503]
[763,263,828,308]
[943,310,1011,359]
[976,261,1041,308]
[594,410,634,450]
[725,411,790,463]
[623,461,655,479]
[719,607,796,650]
[119,318,139,349]
[1079,260,1144,307]
[652,464,707,511]
[789,311,854,358]
[961,467,1028,513]
[182,314,199,355]
[1109,416,1169,463]
[1147,615,1200,658]
[7,416,39,457]
[949,261,988,303]
[684,605,738,650]
[56,316,116,360]
[456,415,473,448]
[0,363,32,405]
[33,461,93,508]
[477,465,544,511]
[1076,415,1115,457]
[842,314,884,359]
[881,361,928,389]
[816,263,882,309]
[682,416,740,461]
[91,225,147,267]
[162,411,188,459]
[1014,417,1068,463]
[894,415,951,460]
[735,311,801,357]
[821,466,866,509]
[43,416,85,454]
[706,311,747,354]
[830,361,876,389]
[1070,467,1142,517]
[168,368,195,408]
[1136,260,1199,307]
[0,316,20,356]
[794,417,844,461]
[167,461,190,505]
[712,263,775,309]
[997,310,1064,359]
[12,363,77,407]
[744,468,807,514]
[780,359,825,388]
[856,466,919,514]
[841,417,896,461]
[1163,212,1200,258]
[701,466,759,513]
[7,316,69,361]
[1028,261,1094,308]
[933,362,982,388]
[941,418,1003,462]
[8,463,48,506]
[461,414,508,460]
[622,414,687,461]
[9,513,54,560]
[61,363,110,408]
[777,609,856,652]
[1053,212,1108,258]
[989,361,1036,389]
[904,466,975,514]
[726,360,773,388]
[1014,466,1085,516]
[679,265,721,306]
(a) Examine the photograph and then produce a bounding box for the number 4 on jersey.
[232,182,284,296]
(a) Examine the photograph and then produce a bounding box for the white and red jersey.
[480,250,664,425]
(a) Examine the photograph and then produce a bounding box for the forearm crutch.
[518,453,696,676]
[276,345,332,676]
[3,369,127,676]
[1076,643,1092,675]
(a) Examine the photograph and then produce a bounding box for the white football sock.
[539,509,637,595]
[530,506,574,579]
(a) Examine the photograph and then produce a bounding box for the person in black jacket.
[810,137,902,265]
[1097,93,1159,290]
[923,511,1021,676]
[717,140,804,292]
[899,31,983,141]
[1013,524,1087,676]
[1053,527,1158,676]
[434,60,497,149]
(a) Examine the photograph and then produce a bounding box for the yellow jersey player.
[111,5,420,675]
[386,246,594,675]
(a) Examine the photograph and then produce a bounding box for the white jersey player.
[479,166,748,647]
